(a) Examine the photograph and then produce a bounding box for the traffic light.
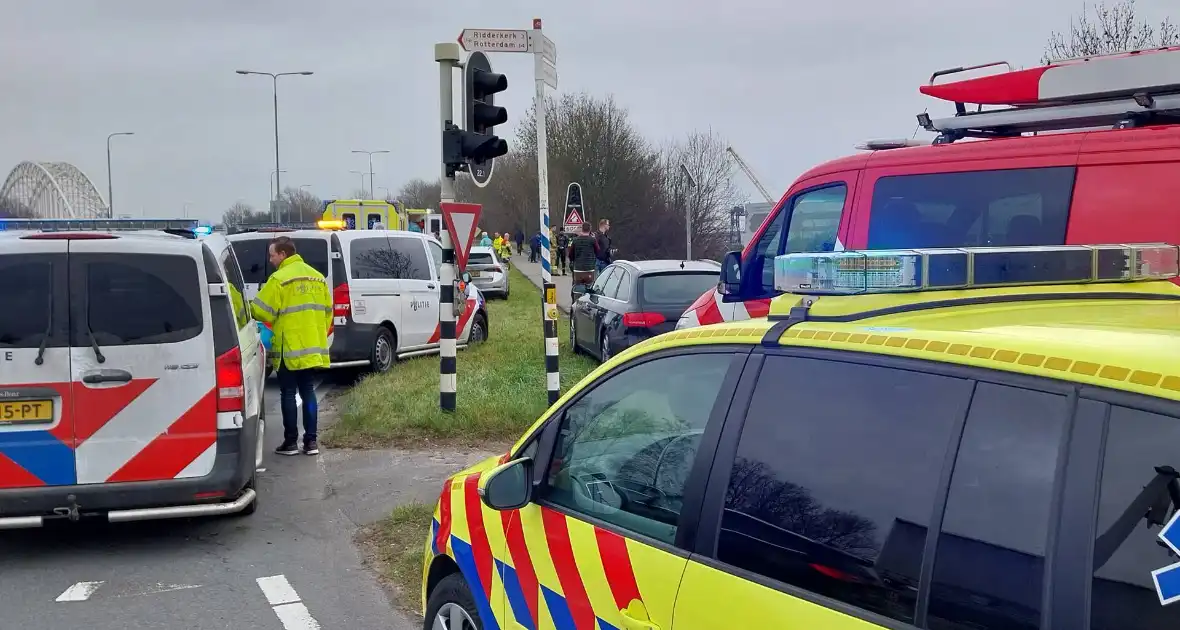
[443,52,509,179]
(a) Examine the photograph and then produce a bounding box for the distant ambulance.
[321,199,401,230]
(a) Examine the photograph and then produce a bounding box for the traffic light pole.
[533,20,560,406]
[436,42,461,412]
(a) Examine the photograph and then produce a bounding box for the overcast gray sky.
[1,0,1174,222]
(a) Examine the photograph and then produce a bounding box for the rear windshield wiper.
[34,292,52,366]
[84,305,106,364]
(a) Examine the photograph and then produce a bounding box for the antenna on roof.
[917,45,1180,143]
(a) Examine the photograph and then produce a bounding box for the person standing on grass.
[251,236,332,456]
[594,218,613,274]
[570,222,599,293]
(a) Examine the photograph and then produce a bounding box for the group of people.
[478,231,515,261]
[480,220,615,288]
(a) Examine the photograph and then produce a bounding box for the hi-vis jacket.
[250,254,332,370]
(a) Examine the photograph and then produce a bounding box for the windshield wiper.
[83,307,106,364]
[34,292,52,366]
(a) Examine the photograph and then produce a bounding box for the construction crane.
[725,146,775,205]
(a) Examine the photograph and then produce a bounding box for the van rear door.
[68,239,219,484]
[0,241,73,489]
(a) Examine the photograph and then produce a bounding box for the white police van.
[227,224,488,373]
[0,218,267,528]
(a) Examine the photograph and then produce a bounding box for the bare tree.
[222,201,266,226]
[1043,0,1178,63]
[0,196,34,218]
[397,178,442,210]
[278,187,323,222]
[659,130,747,261]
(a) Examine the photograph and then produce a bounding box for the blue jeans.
[595,259,608,273]
[277,364,318,443]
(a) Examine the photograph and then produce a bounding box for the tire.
[423,573,483,630]
[570,318,584,355]
[370,327,396,373]
[600,330,612,363]
[468,313,488,344]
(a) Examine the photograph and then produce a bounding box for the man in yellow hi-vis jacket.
[251,236,332,456]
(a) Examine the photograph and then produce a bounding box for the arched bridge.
[0,161,108,219]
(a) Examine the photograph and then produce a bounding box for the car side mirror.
[461,271,472,283]
[478,457,534,511]
[718,250,742,295]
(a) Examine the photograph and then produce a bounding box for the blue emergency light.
[0,218,200,232]
[774,244,1180,295]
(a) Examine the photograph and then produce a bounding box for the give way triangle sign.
[440,202,483,272]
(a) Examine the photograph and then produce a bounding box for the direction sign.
[564,182,585,231]
[1154,510,1180,604]
[458,29,529,53]
[440,202,483,272]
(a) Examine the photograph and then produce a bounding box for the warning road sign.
[440,202,483,272]
[563,182,585,232]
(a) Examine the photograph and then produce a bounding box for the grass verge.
[326,267,597,448]
[357,502,433,613]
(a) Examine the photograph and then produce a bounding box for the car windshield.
[640,272,720,306]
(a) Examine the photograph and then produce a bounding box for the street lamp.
[378,186,391,199]
[270,169,288,200]
[299,184,312,191]
[349,170,368,196]
[235,69,314,221]
[679,163,698,260]
[106,132,134,218]
[351,149,389,199]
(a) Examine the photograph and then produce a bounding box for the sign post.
[435,42,463,412]
[457,18,560,404]
[563,182,585,231]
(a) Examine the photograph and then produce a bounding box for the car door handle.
[427,283,436,289]
[81,369,133,385]
[618,608,659,630]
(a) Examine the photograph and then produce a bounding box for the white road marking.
[256,575,321,630]
[119,583,203,598]
[56,581,104,602]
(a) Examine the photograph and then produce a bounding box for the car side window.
[591,267,616,294]
[350,237,429,280]
[613,270,632,301]
[221,249,251,330]
[541,352,735,545]
[927,382,1069,629]
[601,268,624,299]
[1090,405,1180,630]
[783,185,846,255]
[428,241,443,277]
[718,355,972,626]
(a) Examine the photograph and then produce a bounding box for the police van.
[0,219,267,528]
[228,224,488,374]
[422,242,1180,630]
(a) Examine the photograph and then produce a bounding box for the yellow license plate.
[469,271,482,277]
[0,400,53,425]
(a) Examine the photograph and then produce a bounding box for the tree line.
[397,93,747,262]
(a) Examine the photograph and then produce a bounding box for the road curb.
[513,258,572,315]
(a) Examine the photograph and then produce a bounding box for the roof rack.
[0,218,200,232]
[227,221,321,234]
[917,46,1180,143]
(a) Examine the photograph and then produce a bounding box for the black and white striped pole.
[436,42,461,412]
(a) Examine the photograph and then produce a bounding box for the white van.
[227,228,488,373]
[0,220,266,528]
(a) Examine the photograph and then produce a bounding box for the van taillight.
[216,347,245,413]
[623,312,666,328]
[333,283,351,318]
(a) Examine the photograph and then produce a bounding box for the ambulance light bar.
[774,244,1180,295]
[317,219,347,230]
[0,218,199,232]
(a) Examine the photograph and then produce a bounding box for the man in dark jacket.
[569,222,599,294]
[594,218,613,273]
[555,230,571,275]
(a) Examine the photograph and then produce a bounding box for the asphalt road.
[0,377,420,630]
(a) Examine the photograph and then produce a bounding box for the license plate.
[469,271,482,278]
[0,400,53,425]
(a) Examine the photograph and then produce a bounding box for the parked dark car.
[570,259,721,362]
